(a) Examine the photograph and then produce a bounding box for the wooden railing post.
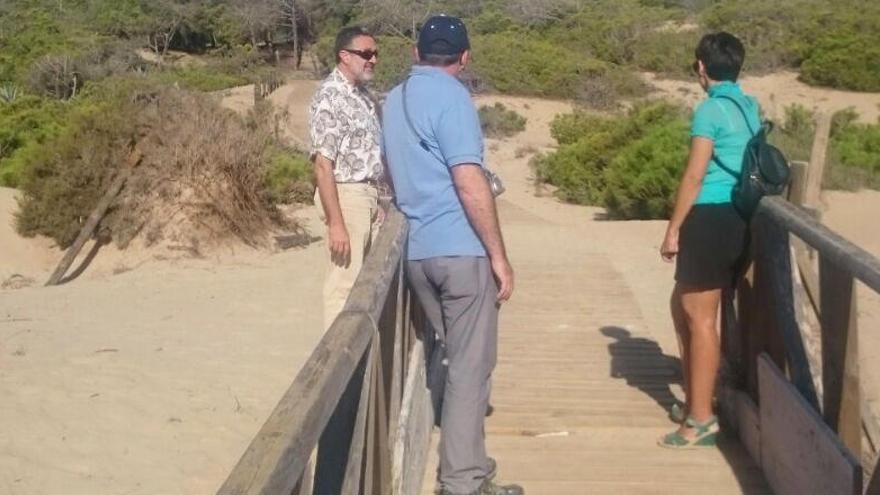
[746,212,789,398]
[805,112,832,210]
[819,254,861,456]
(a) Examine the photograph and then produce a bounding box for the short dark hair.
[335,26,373,64]
[419,51,463,67]
[695,32,745,82]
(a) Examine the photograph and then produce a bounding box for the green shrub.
[15,94,138,246]
[602,121,689,219]
[471,32,646,108]
[371,36,415,92]
[537,101,689,212]
[767,104,880,191]
[700,0,816,72]
[155,67,250,92]
[478,103,526,139]
[265,147,314,204]
[0,95,68,187]
[800,34,880,92]
[768,103,815,163]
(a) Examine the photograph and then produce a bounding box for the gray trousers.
[407,256,498,494]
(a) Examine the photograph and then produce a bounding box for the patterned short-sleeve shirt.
[308,68,383,183]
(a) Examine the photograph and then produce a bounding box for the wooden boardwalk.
[420,199,771,494]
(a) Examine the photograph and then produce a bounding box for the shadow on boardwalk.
[600,326,771,495]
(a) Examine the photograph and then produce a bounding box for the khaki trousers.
[316,183,380,330]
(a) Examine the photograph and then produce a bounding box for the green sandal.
[658,416,719,449]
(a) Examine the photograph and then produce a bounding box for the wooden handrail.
[218,207,412,495]
[723,191,880,494]
[759,196,880,293]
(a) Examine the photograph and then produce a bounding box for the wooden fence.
[217,206,434,495]
[719,166,880,494]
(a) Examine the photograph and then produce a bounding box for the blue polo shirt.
[691,81,761,205]
[382,66,487,261]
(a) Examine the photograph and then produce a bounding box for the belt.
[340,179,379,187]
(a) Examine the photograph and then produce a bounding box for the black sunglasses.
[343,48,379,61]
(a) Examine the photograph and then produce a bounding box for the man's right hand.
[328,222,351,267]
[492,257,514,303]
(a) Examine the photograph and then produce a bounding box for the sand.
[1,73,879,494]
[643,70,880,123]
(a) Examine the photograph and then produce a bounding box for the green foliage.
[15,93,138,246]
[800,34,880,92]
[0,95,68,187]
[829,112,880,190]
[769,104,880,191]
[471,33,646,108]
[768,103,815,163]
[602,121,689,219]
[371,36,415,92]
[536,101,689,218]
[155,66,250,92]
[265,147,314,204]
[478,103,526,139]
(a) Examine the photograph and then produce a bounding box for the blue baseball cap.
[418,15,470,56]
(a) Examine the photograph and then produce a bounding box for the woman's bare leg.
[670,284,691,410]
[680,286,722,429]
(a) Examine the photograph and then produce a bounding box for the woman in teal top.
[659,32,759,448]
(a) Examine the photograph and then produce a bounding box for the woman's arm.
[661,136,715,262]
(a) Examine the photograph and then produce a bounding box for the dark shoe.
[478,479,524,495]
[436,457,496,485]
[438,479,524,495]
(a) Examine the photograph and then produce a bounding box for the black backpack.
[713,95,791,219]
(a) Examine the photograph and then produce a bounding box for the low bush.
[265,147,314,204]
[154,66,250,92]
[14,80,287,249]
[768,104,880,191]
[536,101,689,218]
[602,121,689,219]
[471,32,647,108]
[478,103,526,139]
[0,95,68,187]
[800,34,880,92]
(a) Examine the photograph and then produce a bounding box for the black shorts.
[675,203,748,289]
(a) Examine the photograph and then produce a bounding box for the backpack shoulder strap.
[402,77,431,152]
[716,94,758,136]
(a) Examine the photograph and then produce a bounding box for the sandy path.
[0,204,327,494]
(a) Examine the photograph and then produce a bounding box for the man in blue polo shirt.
[382,15,521,495]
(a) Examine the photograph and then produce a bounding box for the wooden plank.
[392,341,433,495]
[344,208,408,325]
[718,386,761,466]
[752,211,819,408]
[805,112,832,210]
[291,459,313,495]
[787,160,808,207]
[217,312,374,495]
[867,463,880,495]
[790,246,824,404]
[819,254,861,456]
[45,147,143,286]
[339,339,375,494]
[758,354,862,495]
[759,196,880,294]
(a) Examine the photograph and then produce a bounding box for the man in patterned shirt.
[309,26,383,329]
